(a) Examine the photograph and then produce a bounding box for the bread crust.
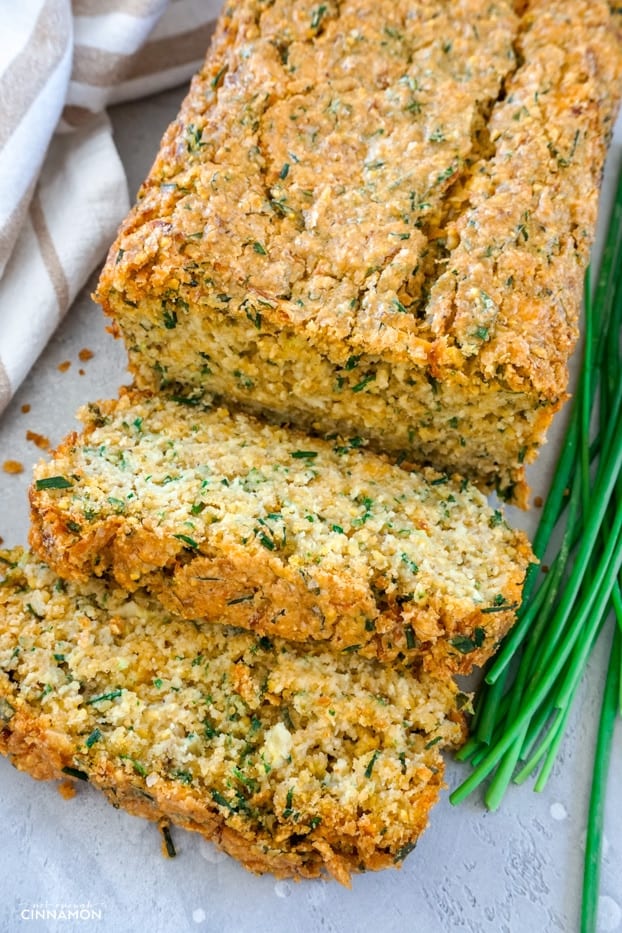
[95,0,622,502]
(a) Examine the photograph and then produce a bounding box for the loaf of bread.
[0,549,468,884]
[29,390,532,673]
[95,0,622,505]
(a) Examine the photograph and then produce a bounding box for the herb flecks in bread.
[95,0,622,505]
[29,390,533,673]
[0,549,467,884]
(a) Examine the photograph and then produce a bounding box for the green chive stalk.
[581,626,621,933]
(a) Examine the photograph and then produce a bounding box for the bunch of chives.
[450,160,622,933]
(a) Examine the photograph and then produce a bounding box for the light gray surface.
[0,87,620,933]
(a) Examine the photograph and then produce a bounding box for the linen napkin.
[0,0,222,416]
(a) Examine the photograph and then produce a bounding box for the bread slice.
[0,549,467,884]
[29,390,533,674]
[94,0,622,505]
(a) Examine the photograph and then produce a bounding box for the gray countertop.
[0,87,620,933]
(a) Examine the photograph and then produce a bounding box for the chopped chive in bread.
[29,391,532,673]
[95,0,622,505]
[0,549,467,884]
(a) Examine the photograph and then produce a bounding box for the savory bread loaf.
[29,390,533,674]
[95,0,622,505]
[0,549,467,884]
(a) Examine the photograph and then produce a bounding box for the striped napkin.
[0,0,222,416]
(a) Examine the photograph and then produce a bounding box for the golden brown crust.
[29,514,529,674]
[94,0,622,500]
[102,0,620,391]
[426,0,622,395]
[28,389,533,674]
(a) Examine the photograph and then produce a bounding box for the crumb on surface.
[26,431,50,451]
[20,404,31,414]
[58,781,77,800]
[57,361,71,373]
[3,460,24,475]
[79,369,86,376]
[534,496,543,507]
[78,348,94,362]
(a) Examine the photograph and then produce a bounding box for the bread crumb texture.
[29,390,533,673]
[0,549,467,883]
[96,0,622,504]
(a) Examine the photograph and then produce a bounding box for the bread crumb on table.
[3,461,24,475]
[58,781,77,800]
[26,431,50,451]
[57,361,71,373]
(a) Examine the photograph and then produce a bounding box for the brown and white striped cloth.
[0,0,222,415]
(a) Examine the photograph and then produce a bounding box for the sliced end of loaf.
[0,549,467,883]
